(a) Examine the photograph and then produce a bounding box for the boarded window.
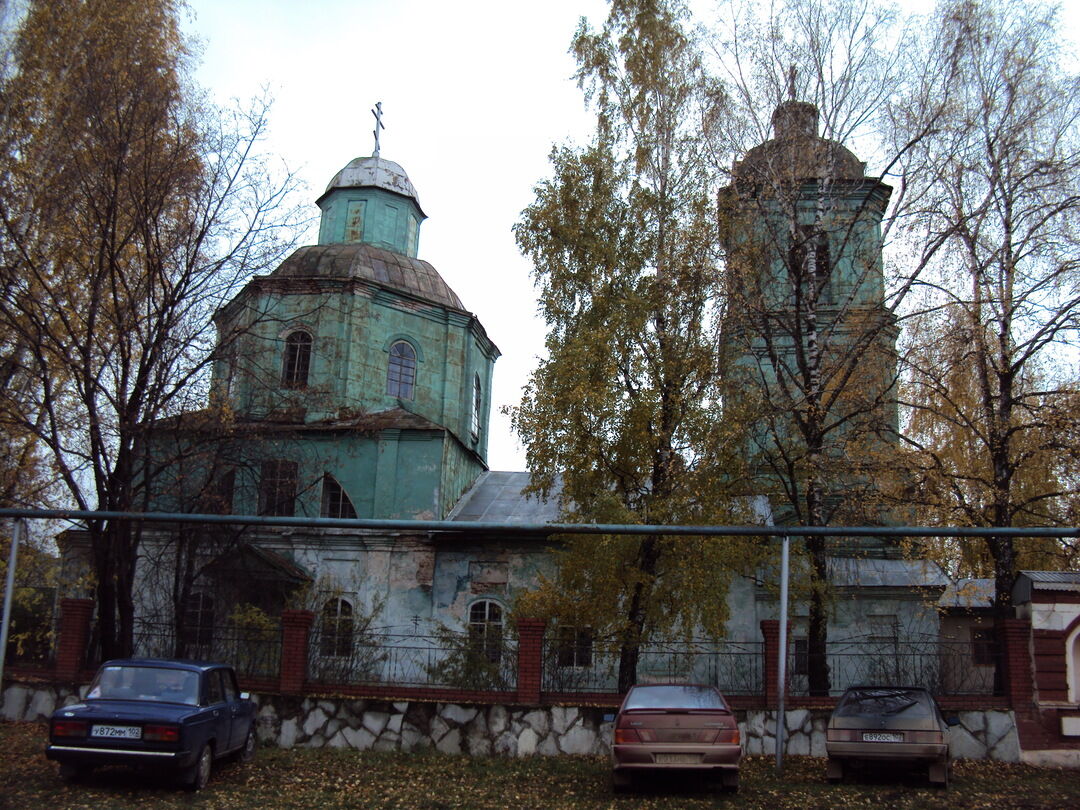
[386,340,416,399]
[320,474,358,519]
[471,374,482,439]
[281,331,312,389]
[259,460,297,516]
[407,214,418,254]
[468,561,508,594]
[788,226,832,305]
[345,201,366,243]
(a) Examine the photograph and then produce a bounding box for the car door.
[205,669,232,755]
[221,668,249,752]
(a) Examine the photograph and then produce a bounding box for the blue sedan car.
[46,658,256,790]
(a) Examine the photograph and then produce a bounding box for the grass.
[3,720,1078,809]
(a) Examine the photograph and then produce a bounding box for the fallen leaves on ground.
[3,720,1077,809]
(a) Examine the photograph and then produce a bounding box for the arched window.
[471,373,482,439]
[281,330,313,389]
[320,474,358,519]
[386,340,416,399]
[320,598,354,659]
[468,600,503,664]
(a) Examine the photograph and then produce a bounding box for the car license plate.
[862,732,903,743]
[655,753,703,764]
[91,724,142,740]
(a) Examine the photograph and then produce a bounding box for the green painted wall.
[317,187,422,257]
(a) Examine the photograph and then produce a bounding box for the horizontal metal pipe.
[0,507,1076,539]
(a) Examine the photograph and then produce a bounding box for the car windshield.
[623,685,728,711]
[87,665,199,706]
[834,688,934,718]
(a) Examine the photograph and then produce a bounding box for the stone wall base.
[0,680,1027,764]
[1020,749,1080,768]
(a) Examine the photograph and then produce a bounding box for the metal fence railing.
[129,620,281,680]
[787,636,1000,697]
[27,613,1003,700]
[3,586,56,667]
[541,636,765,695]
[307,626,519,691]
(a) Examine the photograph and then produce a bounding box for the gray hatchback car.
[826,686,955,787]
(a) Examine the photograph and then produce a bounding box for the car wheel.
[239,725,257,763]
[826,756,844,784]
[721,770,740,793]
[185,744,213,791]
[58,763,88,782]
[612,769,633,794]
[929,758,950,788]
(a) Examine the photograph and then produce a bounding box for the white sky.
[184,0,610,472]
[183,0,1080,472]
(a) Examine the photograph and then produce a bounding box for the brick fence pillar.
[998,617,1035,709]
[516,618,546,705]
[55,598,94,681]
[760,620,782,705]
[279,610,314,694]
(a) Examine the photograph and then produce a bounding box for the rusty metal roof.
[273,243,464,310]
[319,155,425,215]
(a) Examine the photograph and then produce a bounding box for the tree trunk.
[617,535,661,693]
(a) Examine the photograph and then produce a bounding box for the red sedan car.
[611,683,741,793]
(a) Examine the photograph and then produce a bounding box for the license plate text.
[91,725,142,740]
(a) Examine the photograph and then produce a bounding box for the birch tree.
[512,0,756,691]
[896,0,1080,612]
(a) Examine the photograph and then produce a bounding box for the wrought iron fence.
[541,636,764,695]
[307,625,519,691]
[787,636,999,697]
[130,620,281,680]
[4,586,57,667]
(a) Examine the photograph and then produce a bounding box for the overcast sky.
[184,0,611,471]
[183,0,1079,472]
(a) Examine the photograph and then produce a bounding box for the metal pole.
[775,534,789,774]
[0,518,25,690]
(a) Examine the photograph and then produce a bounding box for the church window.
[407,215,418,254]
[792,637,809,677]
[471,373,482,439]
[345,201,366,243]
[181,592,214,650]
[320,598,354,659]
[281,330,313,389]
[258,460,297,516]
[970,627,996,667]
[555,626,593,668]
[320,474,358,519]
[468,600,503,664]
[200,469,235,515]
[386,340,416,399]
[788,226,832,305]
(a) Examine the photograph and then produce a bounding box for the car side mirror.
[945,715,960,727]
